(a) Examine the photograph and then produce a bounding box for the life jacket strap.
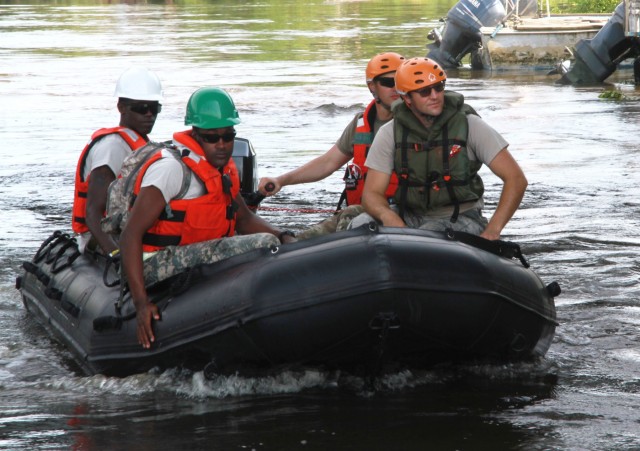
[398,127,411,221]
[441,124,460,223]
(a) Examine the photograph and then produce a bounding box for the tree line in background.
[551,0,620,13]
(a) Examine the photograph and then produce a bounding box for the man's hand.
[258,177,281,196]
[135,300,160,349]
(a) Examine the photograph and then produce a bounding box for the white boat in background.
[427,0,640,83]
[474,13,608,70]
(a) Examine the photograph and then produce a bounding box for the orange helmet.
[395,57,447,95]
[365,52,406,82]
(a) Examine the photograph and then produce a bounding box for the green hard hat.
[184,87,241,128]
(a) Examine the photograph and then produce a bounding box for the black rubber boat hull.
[17,226,558,377]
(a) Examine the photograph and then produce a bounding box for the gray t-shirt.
[364,114,509,218]
[365,114,508,173]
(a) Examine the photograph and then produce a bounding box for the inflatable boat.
[16,224,559,378]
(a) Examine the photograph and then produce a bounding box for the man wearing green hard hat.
[115,87,296,349]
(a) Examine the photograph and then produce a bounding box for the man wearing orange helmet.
[360,57,528,241]
[257,52,405,238]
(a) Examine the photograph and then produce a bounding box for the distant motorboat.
[427,0,640,81]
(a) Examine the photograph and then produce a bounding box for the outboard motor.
[427,0,507,68]
[558,2,639,84]
[231,137,258,197]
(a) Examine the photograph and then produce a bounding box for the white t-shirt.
[82,133,133,179]
[78,133,136,253]
[140,148,206,202]
[138,149,211,260]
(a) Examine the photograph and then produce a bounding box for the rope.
[258,206,337,214]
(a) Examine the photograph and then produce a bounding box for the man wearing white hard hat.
[71,66,163,256]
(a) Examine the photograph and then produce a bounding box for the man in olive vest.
[359,57,527,241]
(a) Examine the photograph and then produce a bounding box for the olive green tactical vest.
[392,92,484,217]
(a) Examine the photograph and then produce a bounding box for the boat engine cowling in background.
[427,0,507,68]
[558,2,633,84]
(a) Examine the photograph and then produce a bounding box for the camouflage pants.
[142,233,279,286]
[349,207,488,235]
[296,205,364,240]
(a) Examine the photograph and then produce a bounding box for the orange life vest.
[344,100,399,206]
[138,130,240,252]
[72,127,146,233]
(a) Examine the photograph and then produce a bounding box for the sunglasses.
[126,102,162,115]
[197,131,237,144]
[413,81,446,97]
[376,77,395,88]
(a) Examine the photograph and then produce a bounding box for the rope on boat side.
[258,206,337,214]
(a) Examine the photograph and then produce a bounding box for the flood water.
[2,1,640,449]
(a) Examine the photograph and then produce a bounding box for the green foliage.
[550,0,621,13]
[598,89,626,100]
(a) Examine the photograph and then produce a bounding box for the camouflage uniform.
[348,207,488,235]
[296,205,364,240]
[142,233,279,286]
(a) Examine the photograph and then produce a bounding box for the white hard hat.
[114,66,164,101]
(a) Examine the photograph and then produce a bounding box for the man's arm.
[119,185,166,349]
[258,145,351,195]
[361,168,406,227]
[234,194,297,243]
[85,166,119,254]
[482,148,528,240]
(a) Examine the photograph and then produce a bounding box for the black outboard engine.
[231,137,258,198]
[558,2,638,84]
[427,0,507,68]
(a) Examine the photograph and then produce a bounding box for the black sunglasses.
[126,102,162,115]
[197,131,237,144]
[376,77,395,88]
[413,81,446,97]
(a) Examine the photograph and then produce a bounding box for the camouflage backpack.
[101,141,190,236]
